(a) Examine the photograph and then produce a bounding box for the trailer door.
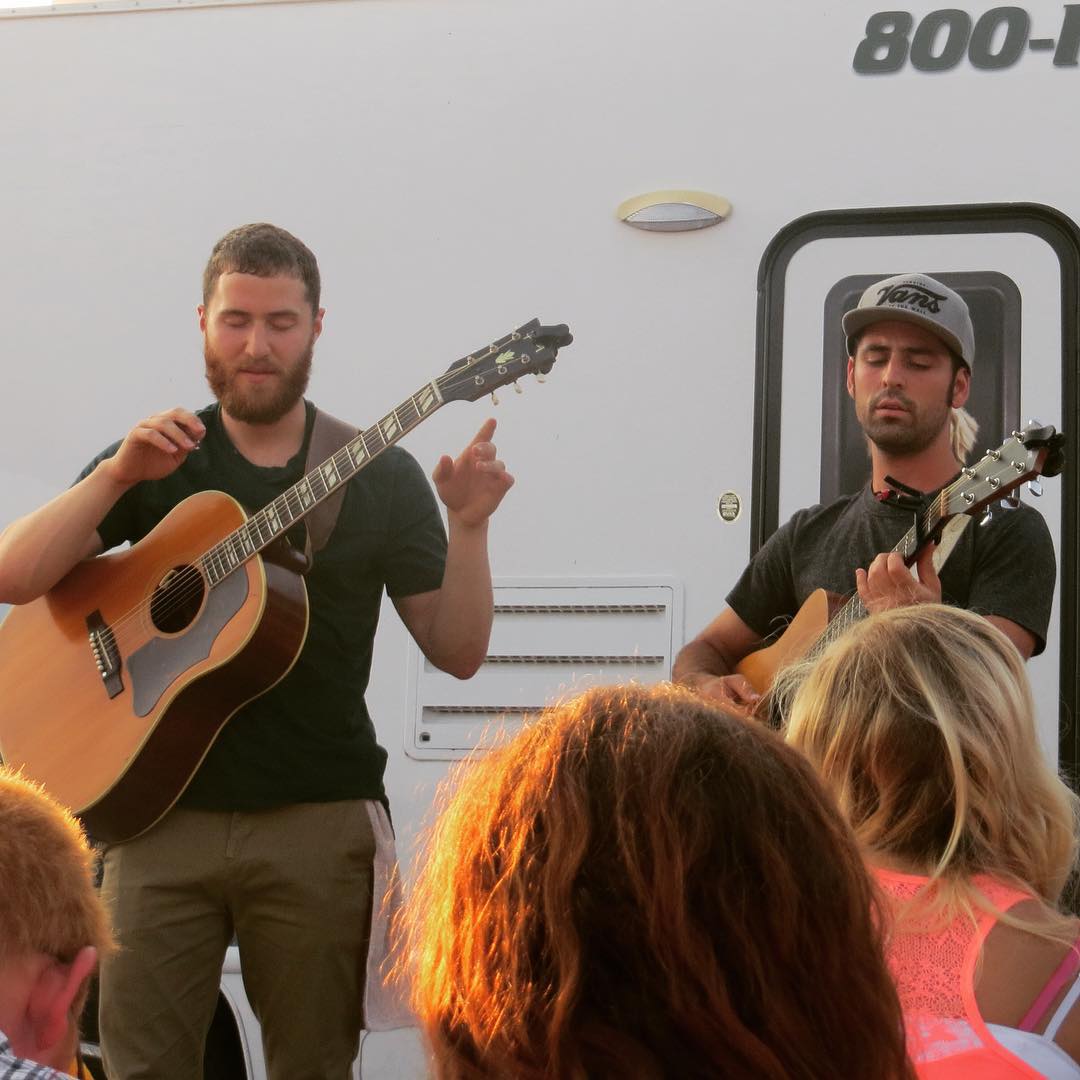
[753,204,1079,771]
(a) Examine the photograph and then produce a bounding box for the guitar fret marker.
[347,438,367,467]
[320,460,341,488]
[417,383,441,412]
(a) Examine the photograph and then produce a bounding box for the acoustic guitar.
[0,319,572,842]
[735,421,1065,696]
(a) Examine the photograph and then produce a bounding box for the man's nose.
[879,356,904,386]
[245,321,269,358]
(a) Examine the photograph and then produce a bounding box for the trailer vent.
[406,579,681,760]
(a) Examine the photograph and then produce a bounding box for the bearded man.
[0,223,514,1078]
[674,272,1056,714]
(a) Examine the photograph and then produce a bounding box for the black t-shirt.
[726,484,1056,654]
[78,401,447,810]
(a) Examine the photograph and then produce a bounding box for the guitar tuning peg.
[513,380,523,394]
[979,508,994,527]
[1028,478,1044,497]
[536,373,546,384]
[1003,495,1020,510]
[490,391,499,406]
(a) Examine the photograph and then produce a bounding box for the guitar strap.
[302,407,360,564]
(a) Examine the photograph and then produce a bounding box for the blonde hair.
[950,405,979,463]
[0,768,113,968]
[782,605,1079,928]
[400,684,914,1080]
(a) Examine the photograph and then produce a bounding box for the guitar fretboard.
[809,486,951,653]
[200,381,444,586]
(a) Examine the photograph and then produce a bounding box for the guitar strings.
[822,486,946,642]
[96,460,350,653]
[92,391,451,654]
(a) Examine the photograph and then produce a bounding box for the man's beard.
[860,385,953,457]
[204,339,313,424]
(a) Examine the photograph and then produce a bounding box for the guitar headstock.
[436,319,572,404]
[942,421,1065,519]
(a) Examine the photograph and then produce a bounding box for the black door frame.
[753,202,1080,775]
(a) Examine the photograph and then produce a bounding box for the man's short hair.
[202,223,321,314]
[0,769,112,967]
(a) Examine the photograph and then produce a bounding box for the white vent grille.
[406,579,681,760]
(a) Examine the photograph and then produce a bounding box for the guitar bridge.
[87,609,123,700]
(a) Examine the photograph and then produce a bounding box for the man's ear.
[846,356,856,400]
[951,364,971,408]
[27,947,97,1056]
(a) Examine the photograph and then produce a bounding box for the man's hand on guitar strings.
[100,408,207,489]
[855,546,941,614]
[432,417,515,528]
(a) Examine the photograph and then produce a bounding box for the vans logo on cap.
[875,282,948,314]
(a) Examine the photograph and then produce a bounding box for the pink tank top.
[875,867,1047,1079]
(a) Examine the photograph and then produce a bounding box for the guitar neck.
[200,382,446,585]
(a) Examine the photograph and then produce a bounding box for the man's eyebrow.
[217,307,300,318]
[860,341,940,356]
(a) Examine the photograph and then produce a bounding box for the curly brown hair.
[400,683,913,1079]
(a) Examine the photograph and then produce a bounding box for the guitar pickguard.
[127,570,249,717]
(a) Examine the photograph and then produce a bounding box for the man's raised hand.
[432,418,514,528]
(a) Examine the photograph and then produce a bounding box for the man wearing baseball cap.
[674,272,1056,714]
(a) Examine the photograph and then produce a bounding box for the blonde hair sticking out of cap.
[950,406,979,463]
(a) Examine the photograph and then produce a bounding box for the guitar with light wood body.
[0,320,572,842]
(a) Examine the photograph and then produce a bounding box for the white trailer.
[0,0,1076,1075]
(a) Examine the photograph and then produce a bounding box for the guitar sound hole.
[150,565,206,634]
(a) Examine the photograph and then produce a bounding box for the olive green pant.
[99,801,376,1080]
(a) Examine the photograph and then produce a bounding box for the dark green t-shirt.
[727,483,1056,654]
[78,401,447,810]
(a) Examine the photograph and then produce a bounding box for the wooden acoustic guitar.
[735,421,1065,697]
[0,319,572,843]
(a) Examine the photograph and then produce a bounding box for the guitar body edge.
[79,557,309,843]
[0,491,311,844]
[735,589,841,695]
